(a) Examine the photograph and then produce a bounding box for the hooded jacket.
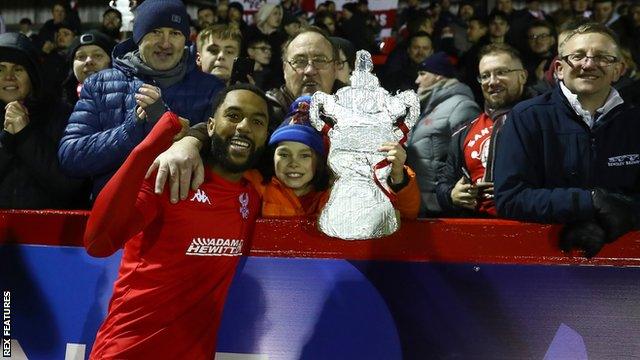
[58,38,224,198]
[407,79,479,215]
[0,33,89,209]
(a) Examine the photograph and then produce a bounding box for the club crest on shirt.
[608,154,640,167]
[471,137,491,169]
[239,193,250,219]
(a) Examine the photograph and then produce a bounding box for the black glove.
[591,188,638,243]
[143,98,168,125]
[559,221,607,258]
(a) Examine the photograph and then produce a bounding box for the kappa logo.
[239,193,250,219]
[608,153,640,167]
[185,238,243,256]
[190,189,211,204]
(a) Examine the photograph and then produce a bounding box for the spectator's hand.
[477,181,494,199]
[135,84,161,109]
[145,136,204,203]
[135,84,163,122]
[3,101,30,134]
[42,40,55,54]
[379,142,406,184]
[136,104,147,120]
[592,188,638,242]
[451,176,478,210]
[559,221,607,258]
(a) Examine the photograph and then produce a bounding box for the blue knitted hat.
[133,0,190,44]
[268,95,324,155]
[417,51,455,78]
[269,124,325,156]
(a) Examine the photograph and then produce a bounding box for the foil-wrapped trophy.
[309,50,419,240]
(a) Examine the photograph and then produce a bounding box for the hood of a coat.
[420,79,475,115]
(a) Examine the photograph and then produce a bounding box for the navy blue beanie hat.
[133,0,190,44]
[417,51,455,78]
[269,95,324,155]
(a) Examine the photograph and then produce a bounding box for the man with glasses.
[247,35,274,90]
[436,43,527,217]
[274,26,340,122]
[524,20,556,85]
[495,23,640,258]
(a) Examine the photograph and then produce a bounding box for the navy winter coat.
[495,85,640,223]
[58,39,224,197]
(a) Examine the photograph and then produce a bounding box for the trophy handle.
[310,92,338,132]
[387,90,419,144]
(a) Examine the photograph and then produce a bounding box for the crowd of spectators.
[1,0,640,257]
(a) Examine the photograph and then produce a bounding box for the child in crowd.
[245,96,420,219]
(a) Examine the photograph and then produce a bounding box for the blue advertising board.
[2,243,640,359]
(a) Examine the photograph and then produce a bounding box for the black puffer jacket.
[0,33,89,209]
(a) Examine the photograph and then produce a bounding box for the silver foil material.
[310,50,419,240]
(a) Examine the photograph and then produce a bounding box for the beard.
[209,132,265,173]
[485,88,521,110]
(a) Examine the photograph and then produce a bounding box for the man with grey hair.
[495,22,640,258]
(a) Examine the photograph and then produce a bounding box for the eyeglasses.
[527,33,552,41]
[560,53,619,67]
[286,56,334,71]
[251,46,272,53]
[476,68,523,83]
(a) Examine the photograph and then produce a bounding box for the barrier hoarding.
[2,211,640,359]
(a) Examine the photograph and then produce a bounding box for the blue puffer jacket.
[58,39,224,197]
[495,85,640,223]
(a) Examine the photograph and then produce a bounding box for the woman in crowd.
[0,32,88,209]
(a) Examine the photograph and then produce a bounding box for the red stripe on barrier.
[2,210,640,266]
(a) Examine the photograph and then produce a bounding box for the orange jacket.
[244,167,420,219]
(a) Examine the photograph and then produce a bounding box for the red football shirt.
[463,113,496,216]
[85,113,260,359]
